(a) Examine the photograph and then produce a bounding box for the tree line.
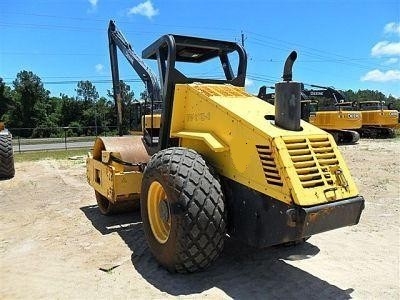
[0,71,141,138]
[1,70,399,138]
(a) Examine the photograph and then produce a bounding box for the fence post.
[63,127,68,150]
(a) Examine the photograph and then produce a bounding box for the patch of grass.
[14,148,90,162]
[395,127,400,139]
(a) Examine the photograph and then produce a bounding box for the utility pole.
[241,30,246,48]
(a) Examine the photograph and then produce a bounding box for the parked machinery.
[258,85,361,144]
[86,21,364,273]
[357,100,398,138]
[0,122,15,179]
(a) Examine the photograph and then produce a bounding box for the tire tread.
[144,147,226,273]
[0,134,15,179]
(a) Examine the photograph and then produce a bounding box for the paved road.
[13,141,93,152]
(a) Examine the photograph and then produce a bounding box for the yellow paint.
[147,181,171,244]
[143,114,161,128]
[86,157,142,203]
[170,83,359,206]
[360,110,399,127]
[86,82,362,208]
[171,131,229,152]
[309,111,362,130]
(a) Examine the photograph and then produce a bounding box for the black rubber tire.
[95,191,139,215]
[0,133,15,179]
[141,147,226,273]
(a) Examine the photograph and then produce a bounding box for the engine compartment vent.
[256,145,283,187]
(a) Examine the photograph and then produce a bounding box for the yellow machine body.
[86,136,151,207]
[87,83,360,209]
[87,22,365,272]
[308,110,362,130]
[142,114,162,131]
[357,101,399,138]
[170,83,359,207]
[86,156,142,201]
[359,108,398,128]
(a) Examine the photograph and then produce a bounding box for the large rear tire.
[141,147,226,273]
[0,133,15,179]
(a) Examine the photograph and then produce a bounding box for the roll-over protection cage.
[108,20,247,149]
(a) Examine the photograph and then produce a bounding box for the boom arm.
[108,20,161,135]
[304,84,346,103]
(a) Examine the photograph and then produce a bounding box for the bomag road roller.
[86,21,365,273]
[0,122,15,179]
[258,85,362,144]
[357,100,399,138]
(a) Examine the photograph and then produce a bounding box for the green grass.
[14,148,90,162]
[395,127,400,138]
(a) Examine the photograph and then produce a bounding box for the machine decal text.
[185,112,211,122]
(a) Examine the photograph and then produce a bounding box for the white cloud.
[384,22,400,36]
[128,1,159,19]
[382,57,399,66]
[245,78,254,87]
[371,41,400,57]
[88,0,98,8]
[95,63,104,73]
[361,69,400,82]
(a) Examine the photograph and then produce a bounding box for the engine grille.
[283,136,339,189]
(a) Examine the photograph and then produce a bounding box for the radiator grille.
[194,85,248,97]
[256,145,283,186]
[284,136,339,188]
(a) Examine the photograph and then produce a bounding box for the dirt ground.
[0,139,399,299]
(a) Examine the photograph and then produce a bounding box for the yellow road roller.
[86,21,364,273]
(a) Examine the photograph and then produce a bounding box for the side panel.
[361,110,399,127]
[86,157,142,203]
[170,84,293,204]
[309,111,362,130]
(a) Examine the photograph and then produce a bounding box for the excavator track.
[330,130,360,144]
[358,127,395,139]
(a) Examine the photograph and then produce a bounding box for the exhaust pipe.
[275,51,301,131]
[282,51,297,82]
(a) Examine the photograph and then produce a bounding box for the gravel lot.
[0,138,399,299]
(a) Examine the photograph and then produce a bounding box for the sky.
[1,0,400,100]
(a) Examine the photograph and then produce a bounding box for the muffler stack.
[274,51,301,131]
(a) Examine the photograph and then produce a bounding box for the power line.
[1,51,105,57]
[4,11,239,32]
[246,33,390,72]
[1,14,385,73]
[1,10,389,71]
[3,79,142,85]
